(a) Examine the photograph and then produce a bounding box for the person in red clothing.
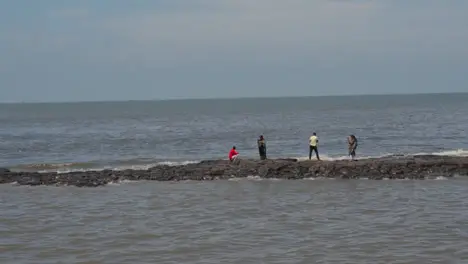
[228,146,239,162]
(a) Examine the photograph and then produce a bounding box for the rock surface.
[1,155,468,187]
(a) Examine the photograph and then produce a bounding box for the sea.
[1,93,468,263]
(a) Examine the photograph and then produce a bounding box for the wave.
[292,153,390,161]
[293,148,468,161]
[412,149,468,157]
[7,149,468,173]
[9,160,200,174]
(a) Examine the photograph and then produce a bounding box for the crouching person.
[229,146,239,163]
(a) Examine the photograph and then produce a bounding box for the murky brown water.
[2,177,468,264]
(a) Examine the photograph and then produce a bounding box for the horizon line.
[1,91,467,105]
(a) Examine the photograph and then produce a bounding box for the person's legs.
[259,147,266,160]
[230,155,238,162]
[314,146,320,160]
[309,146,313,160]
[351,147,357,160]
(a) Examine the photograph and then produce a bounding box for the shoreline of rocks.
[1,155,467,187]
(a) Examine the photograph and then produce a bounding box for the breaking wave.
[293,148,468,161]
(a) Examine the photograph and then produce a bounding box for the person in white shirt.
[309,132,320,160]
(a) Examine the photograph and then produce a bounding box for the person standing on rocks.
[348,135,358,160]
[257,135,267,160]
[229,146,239,162]
[309,132,320,160]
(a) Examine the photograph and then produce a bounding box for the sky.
[0,0,467,103]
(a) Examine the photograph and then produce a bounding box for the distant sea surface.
[1,93,467,171]
[2,93,468,264]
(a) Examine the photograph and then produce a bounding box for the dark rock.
[17,173,42,186]
[3,155,468,187]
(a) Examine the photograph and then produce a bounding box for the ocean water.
[2,93,468,263]
[1,93,467,172]
[2,177,468,263]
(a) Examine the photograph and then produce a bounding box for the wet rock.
[210,168,225,176]
[2,155,468,187]
[17,173,42,186]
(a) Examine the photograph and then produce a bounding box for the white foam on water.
[106,181,121,186]
[179,180,196,183]
[17,162,79,169]
[413,149,468,157]
[293,149,468,161]
[267,178,283,181]
[36,160,200,174]
[302,177,335,180]
[106,179,141,186]
[227,176,283,181]
[434,176,448,180]
[154,160,200,166]
[52,168,105,174]
[124,179,140,184]
[246,175,263,181]
[228,177,242,181]
[292,153,392,161]
[109,160,199,171]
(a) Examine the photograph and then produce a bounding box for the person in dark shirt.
[257,135,267,160]
[348,135,358,160]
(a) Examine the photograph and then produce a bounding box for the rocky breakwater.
[1,155,468,187]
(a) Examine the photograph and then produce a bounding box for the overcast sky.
[1,0,467,103]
